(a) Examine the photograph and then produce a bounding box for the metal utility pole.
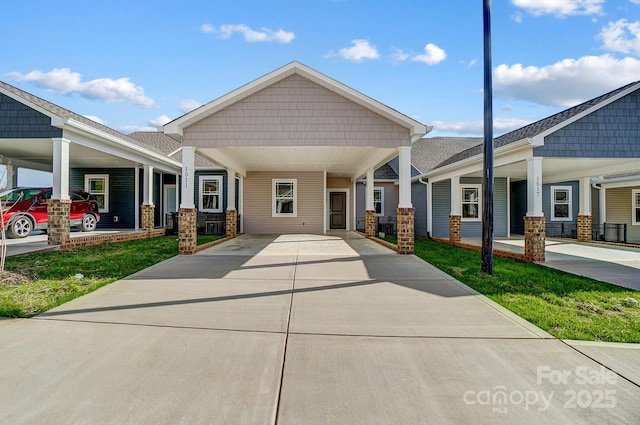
[482,0,494,274]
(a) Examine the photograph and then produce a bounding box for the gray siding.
[0,93,62,138]
[355,182,398,218]
[194,171,229,211]
[412,181,428,237]
[494,178,508,238]
[183,74,410,148]
[70,168,136,229]
[432,180,451,238]
[543,181,580,224]
[537,89,640,158]
[460,177,482,238]
[591,186,601,225]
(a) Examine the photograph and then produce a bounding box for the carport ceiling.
[0,138,141,171]
[198,145,398,178]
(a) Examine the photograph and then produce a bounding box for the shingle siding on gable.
[0,94,62,138]
[537,90,640,158]
[184,75,409,148]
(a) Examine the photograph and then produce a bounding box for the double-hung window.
[199,176,223,212]
[85,174,109,213]
[373,188,384,215]
[551,186,572,221]
[633,189,640,225]
[461,185,481,221]
[273,179,297,217]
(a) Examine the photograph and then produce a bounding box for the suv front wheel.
[80,213,98,232]
[7,216,33,238]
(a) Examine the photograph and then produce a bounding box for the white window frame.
[85,174,109,213]
[272,179,297,217]
[373,187,384,216]
[551,186,572,222]
[632,189,640,225]
[199,175,223,213]
[461,184,481,222]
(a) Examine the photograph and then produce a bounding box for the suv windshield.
[0,189,43,202]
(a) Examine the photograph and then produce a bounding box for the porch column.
[577,177,592,242]
[179,147,197,254]
[365,168,376,237]
[226,169,237,237]
[48,138,71,246]
[524,157,545,262]
[397,146,414,254]
[141,165,155,232]
[449,176,461,242]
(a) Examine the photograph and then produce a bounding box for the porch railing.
[354,216,397,235]
[592,223,627,243]
[545,222,576,239]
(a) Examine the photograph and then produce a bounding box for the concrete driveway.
[1,232,639,424]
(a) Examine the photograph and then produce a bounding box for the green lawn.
[0,235,221,318]
[412,238,640,343]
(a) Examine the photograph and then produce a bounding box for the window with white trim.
[273,179,297,217]
[85,174,109,213]
[373,188,384,215]
[551,186,572,221]
[633,189,640,225]
[199,176,223,212]
[461,185,481,221]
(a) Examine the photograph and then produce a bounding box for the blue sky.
[2,0,640,185]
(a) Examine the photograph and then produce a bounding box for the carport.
[0,81,182,247]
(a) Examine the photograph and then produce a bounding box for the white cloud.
[411,43,446,65]
[432,117,533,136]
[494,54,640,107]
[148,115,172,126]
[83,115,104,125]
[391,48,409,63]
[120,125,157,133]
[512,0,604,17]
[338,39,379,62]
[178,99,203,113]
[630,0,640,4]
[201,23,295,43]
[599,19,640,55]
[7,68,157,108]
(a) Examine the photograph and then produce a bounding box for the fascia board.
[424,140,533,183]
[64,120,182,170]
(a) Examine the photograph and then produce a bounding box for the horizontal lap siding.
[543,181,579,225]
[432,180,451,238]
[243,172,324,234]
[412,182,427,237]
[606,187,640,242]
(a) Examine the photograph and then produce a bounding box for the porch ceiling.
[198,145,398,179]
[0,138,147,172]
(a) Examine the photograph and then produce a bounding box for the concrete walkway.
[466,237,640,290]
[1,232,639,424]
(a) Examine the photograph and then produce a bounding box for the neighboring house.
[412,82,640,261]
[161,61,430,254]
[0,80,182,245]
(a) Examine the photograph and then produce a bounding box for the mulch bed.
[0,270,32,286]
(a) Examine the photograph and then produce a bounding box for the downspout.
[418,177,431,239]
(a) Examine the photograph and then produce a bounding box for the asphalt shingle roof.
[411,137,484,174]
[433,81,640,170]
[127,132,218,168]
[374,163,398,180]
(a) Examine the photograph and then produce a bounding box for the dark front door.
[330,192,347,229]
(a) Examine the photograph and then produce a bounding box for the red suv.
[1,187,101,238]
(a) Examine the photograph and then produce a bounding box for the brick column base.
[141,204,155,232]
[226,209,238,237]
[397,208,415,255]
[178,208,197,255]
[577,215,592,242]
[449,215,461,243]
[524,216,546,262]
[365,210,376,237]
[47,199,71,246]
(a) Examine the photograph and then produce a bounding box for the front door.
[329,192,346,229]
